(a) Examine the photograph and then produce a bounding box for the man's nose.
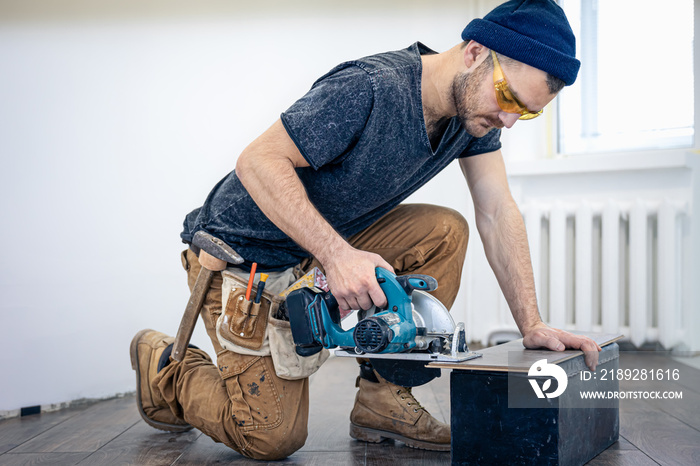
[500,112,520,128]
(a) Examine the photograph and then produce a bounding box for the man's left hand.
[522,322,603,371]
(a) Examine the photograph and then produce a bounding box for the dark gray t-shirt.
[181,42,501,270]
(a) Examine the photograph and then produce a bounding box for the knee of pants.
[428,206,470,256]
[437,206,469,237]
[243,424,308,461]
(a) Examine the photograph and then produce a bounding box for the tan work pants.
[153,204,469,460]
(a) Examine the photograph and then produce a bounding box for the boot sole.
[349,423,450,452]
[130,329,193,433]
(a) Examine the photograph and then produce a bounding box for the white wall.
[0,0,503,412]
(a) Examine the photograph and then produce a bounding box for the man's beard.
[451,60,499,138]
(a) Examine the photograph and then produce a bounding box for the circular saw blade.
[411,290,456,335]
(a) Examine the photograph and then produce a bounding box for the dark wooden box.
[433,335,621,465]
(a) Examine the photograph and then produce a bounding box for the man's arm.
[235,119,393,311]
[459,150,602,370]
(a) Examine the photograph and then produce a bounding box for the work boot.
[129,329,192,432]
[349,366,450,451]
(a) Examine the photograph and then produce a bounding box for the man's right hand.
[321,247,394,312]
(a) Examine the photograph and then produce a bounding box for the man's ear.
[463,40,488,70]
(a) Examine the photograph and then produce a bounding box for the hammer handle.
[172,251,227,362]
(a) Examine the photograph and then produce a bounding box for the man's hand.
[321,246,394,312]
[522,322,603,371]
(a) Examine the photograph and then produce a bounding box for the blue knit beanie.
[461,0,580,85]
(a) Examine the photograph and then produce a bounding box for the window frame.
[556,0,697,156]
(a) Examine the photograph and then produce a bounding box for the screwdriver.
[254,274,269,304]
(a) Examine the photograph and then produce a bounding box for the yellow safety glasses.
[491,50,543,120]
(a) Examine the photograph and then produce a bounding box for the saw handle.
[322,292,339,323]
[375,268,437,300]
[395,274,437,293]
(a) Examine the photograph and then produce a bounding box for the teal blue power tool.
[284,267,480,387]
[285,268,439,355]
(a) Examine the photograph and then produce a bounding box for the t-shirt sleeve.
[458,128,502,158]
[280,65,374,170]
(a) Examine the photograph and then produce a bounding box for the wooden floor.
[1,351,699,465]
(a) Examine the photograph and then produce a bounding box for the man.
[131,0,602,460]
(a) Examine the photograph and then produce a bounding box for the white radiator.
[521,199,687,350]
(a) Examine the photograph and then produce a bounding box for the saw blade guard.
[411,290,456,336]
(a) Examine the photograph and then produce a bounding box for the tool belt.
[216,267,329,380]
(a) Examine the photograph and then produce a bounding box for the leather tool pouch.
[216,269,329,379]
[218,271,276,350]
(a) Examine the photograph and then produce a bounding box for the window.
[558,0,694,154]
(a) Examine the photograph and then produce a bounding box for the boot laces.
[397,387,426,413]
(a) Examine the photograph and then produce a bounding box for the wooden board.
[430,332,624,372]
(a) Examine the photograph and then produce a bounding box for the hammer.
[172,230,244,362]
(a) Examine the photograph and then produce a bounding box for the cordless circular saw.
[284,268,481,386]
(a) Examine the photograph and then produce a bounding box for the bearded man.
[131,0,601,460]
